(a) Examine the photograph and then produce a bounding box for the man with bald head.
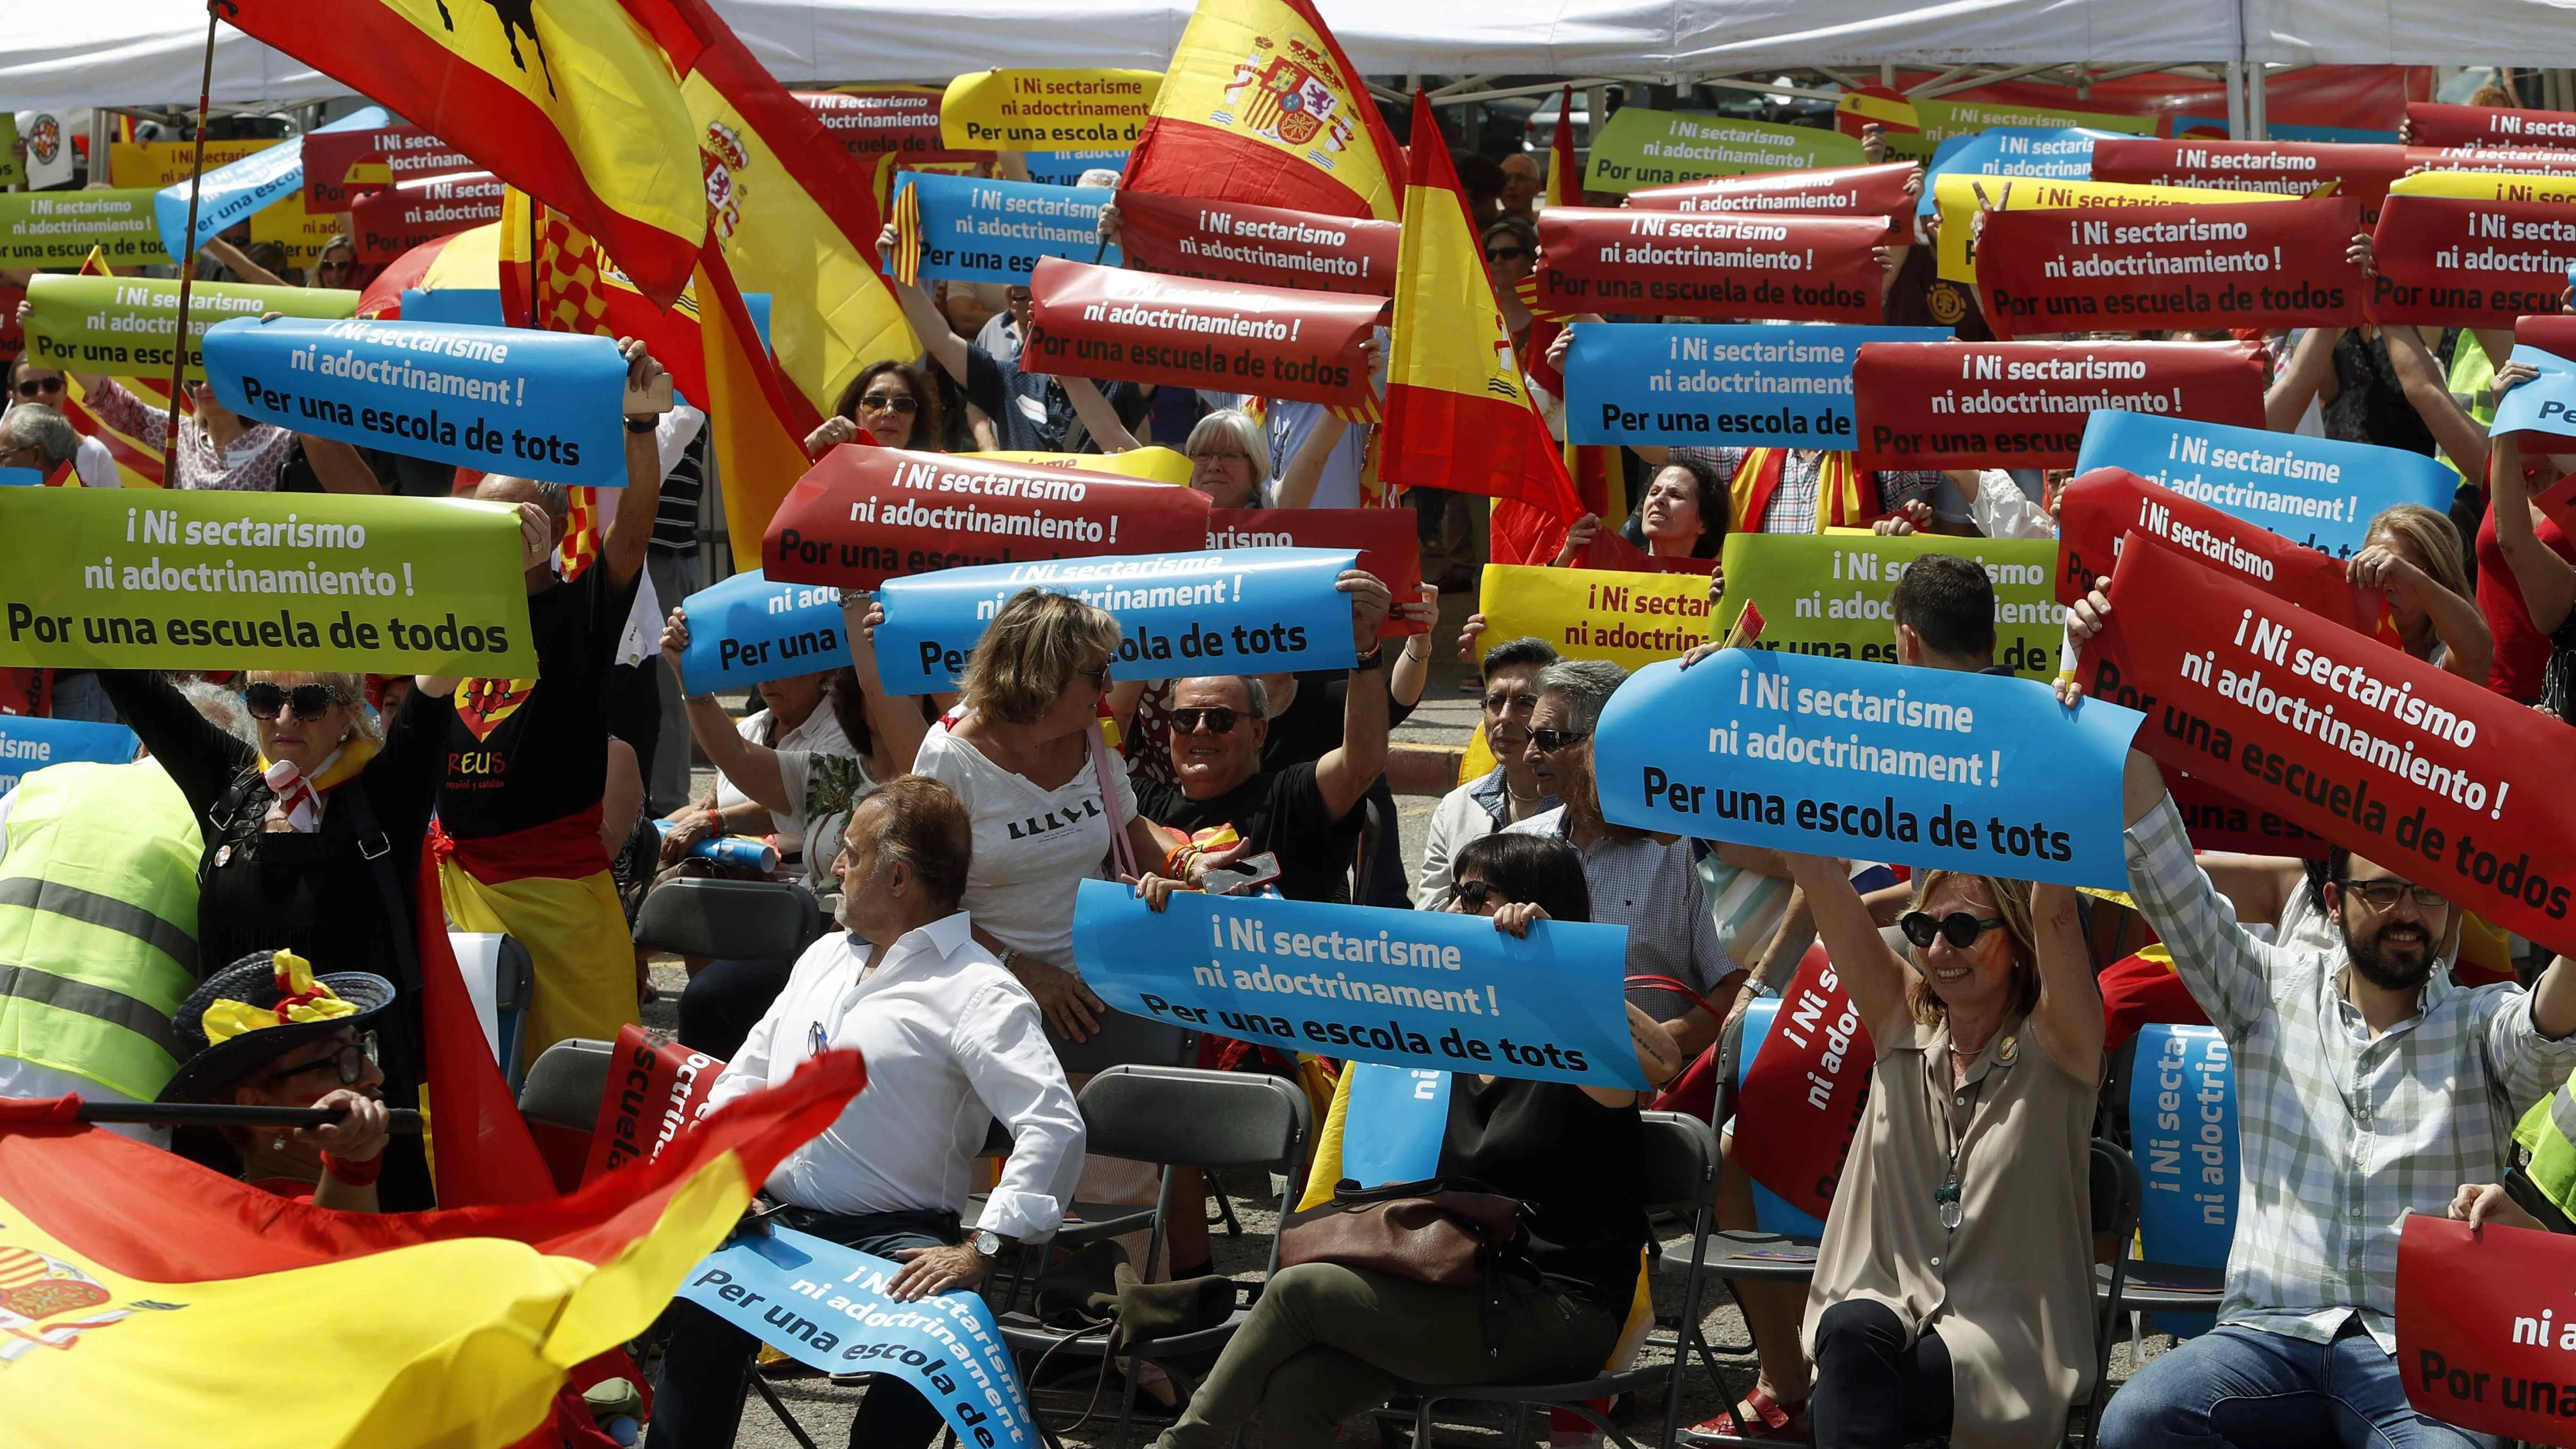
[437,339,673,1066]
[1129,572,1394,903]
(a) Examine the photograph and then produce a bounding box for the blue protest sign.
[2129,1022,2238,1334]
[872,547,1357,695]
[898,173,1116,283]
[1071,879,1643,1088]
[0,715,140,793]
[2492,344,2576,438]
[2075,410,2456,557]
[200,316,631,487]
[399,288,506,329]
[155,107,388,264]
[1339,1065,1451,1187]
[676,568,851,695]
[1918,127,2122,213]
[0,469,40,488]
[677,1229,1035,1449]
[1594,652,2144,888]
[1567,323,1948,447]
[1023,151,1127,185]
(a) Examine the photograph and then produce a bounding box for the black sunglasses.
[2336,878,2447,913]
[1454,878,1504,911]
[856,392,918,415]
[1170,706,1241,735]
[1484,245,1535,263]
[258,1030,378,1088]
[1529,727,1589,754]
[245,681,349,722]
[1075,661,1112,688]
[13,376,64,397]
[1900,910,2005,950]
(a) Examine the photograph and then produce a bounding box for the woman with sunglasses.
[1776,855,2101,1449]
[156,951,397,1212]
[809,360,945,454]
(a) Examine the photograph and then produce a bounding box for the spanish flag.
[0,1052,863,1449]
[221,0,707,306]
[1381,94,1582,521]
[699,251,831,572]
[1502,91,1616,564]
[1121,0,1406,221]
[663,0,916,417]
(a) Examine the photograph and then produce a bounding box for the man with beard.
[2060,580,2576,1449]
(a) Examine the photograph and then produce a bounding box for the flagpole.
[72,1102,426,1132]
[161,0,229,478]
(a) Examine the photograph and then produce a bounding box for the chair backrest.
[1049,1007,1199,1078]
[633,877,819,961]
[1636,1111,1722,1216]
[519,1037,620,1134]
[2090,1137,2147,1385]
[1077,1064,1309,1177]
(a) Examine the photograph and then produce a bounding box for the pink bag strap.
[1088,718,1138,880]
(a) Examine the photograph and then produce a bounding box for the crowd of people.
[9,75,2576,1449]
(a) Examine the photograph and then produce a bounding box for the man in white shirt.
[648,774,1086,1449]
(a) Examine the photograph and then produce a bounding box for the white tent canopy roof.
[2,0,2254,114]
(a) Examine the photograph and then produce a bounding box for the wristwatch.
[1351,646,1386,671]
[973,1229,1006,1259]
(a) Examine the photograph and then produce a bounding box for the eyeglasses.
[258,1031,378,1088]
[1484,246,1535,263]
[1453,878,1505,911]
[857,392,918,415]
[2337,878,2448,914]
[244,681,349,722]
[1900,910,2006,950]
[1529,727,1589,754]
[1481,689,1539,714]
[1170,706,1241,735]
[1192,449,1255,465]
[1075,661,1112,689]
[12,376,63,398]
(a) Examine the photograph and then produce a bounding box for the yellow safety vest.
[0,760,203,1101]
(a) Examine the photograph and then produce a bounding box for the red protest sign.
[0,285,21,368]
[799,87,946,156]
[2397,1215,2576,1445]
[2367,193,2576,327]
[2168,771,2330,858]
[2409,102,2576,151]
[1208,507,1423,632]
[765,445,1213,591]
[1023,257,1384,410]
[2088,139,2408,227]
[1535,206,1886,323]
[582,1023,724,1184]
[1626,162,1917,241]
[1113,190,1399,296]
[303,124,474,209]
[1854,342,2266,470]
[351,174,506,262]
[1974,196,2365,338]
[2410,145,2576,177]
[2080,541,2576,956]
[1577,527,1718,576]
[1732,947,1872,1221]
[2054,467,2389,640]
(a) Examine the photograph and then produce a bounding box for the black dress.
[1444,1075,1650,1316]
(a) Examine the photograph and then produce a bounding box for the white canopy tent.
[2243,0,2576,68]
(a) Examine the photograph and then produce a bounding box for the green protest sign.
[0,189,174,268]
[1715,531,2065,680]
[0,489,538,676]
[1585,108,1866,194]
[23,274,360,381]
[1878,97,2154,159]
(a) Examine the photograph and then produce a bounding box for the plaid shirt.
[2126,797,2576,1351]
[1669,446,1940,534]
[1507,806,1737,1002]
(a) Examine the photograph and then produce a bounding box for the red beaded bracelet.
[321,1151,383,1188]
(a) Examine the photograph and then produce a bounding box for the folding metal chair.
[632,876,822,962]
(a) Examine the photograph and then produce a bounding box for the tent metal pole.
[2225,59,2246,137]
[2248,64,2268,139]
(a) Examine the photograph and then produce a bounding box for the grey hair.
[528,479,571,517]
[1,404,81,467]
[1175,675,1270,720]
[177,677,260,749]
[1183,409,1274,481]
[1534,658,1627,735]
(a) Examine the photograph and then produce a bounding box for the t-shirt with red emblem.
[438,566,640,840]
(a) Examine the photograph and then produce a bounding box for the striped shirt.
[649,427,707,555]
[2125,796,2576,1351]
[1669,446,1941,535]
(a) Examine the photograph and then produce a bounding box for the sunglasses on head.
[13,376,64,397]
[857,392,918,414]
[1900,910,2005,950]
[1170,706,1243,735]
[1529,727,1588,754]
[1484,245,1534,263]
[245,681,349,722]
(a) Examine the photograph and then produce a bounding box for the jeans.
[644,550,701,817]
[1151,1263,1620,1449]
[2100,1319,2487,1449]
[1810,1300,1953,1449]
[676,957,796,1061]
[648,1207,962,1449]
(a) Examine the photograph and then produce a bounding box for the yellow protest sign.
[1477,563,1717,672]
[2389,169,2576,204]
[108,138,279,189]
[970,447,1193,487]
[1714,532,2065,680]
[250,192,349,269]
[1933,173,2295,282]
[941,69,1163,150]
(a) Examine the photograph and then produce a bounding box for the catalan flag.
[56,250,167,488]
[1382,94,1582,523]
[219,0,708,306]
[0,1052,863,1449]
[1122,0,1406,222]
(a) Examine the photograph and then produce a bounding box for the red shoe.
[1677,1389,1808,1445]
